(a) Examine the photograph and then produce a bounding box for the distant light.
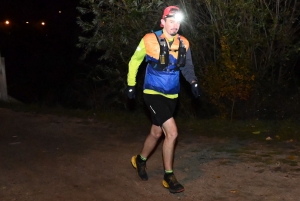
[59,11,62,13]
[41,22,45,26]
[5,20,10,25]
[26,22,29,24]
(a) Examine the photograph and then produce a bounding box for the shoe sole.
[162,180,185,193]
[131,155,137,169]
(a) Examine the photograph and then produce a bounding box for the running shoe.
[131,155,148,181]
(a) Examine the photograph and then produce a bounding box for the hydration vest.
[142,30,189,94]
[144,30,188,71]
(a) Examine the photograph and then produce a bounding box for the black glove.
[191,82,200,98]
[127,86,136,99]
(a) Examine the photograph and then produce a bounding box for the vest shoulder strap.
[153,30,163,38]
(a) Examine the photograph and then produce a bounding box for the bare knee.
[150,130,163,139]
[150,125,163,139]
[165,131,178,140]
[161,118,178,141]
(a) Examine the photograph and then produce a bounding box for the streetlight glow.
[5,20,10,25]
[41,22,45,26]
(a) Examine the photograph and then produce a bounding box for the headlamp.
[165,12,184,23]
[174,12,184,22]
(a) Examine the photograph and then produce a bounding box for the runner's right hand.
[127,86,136,99]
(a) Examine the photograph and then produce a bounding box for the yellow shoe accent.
[162,180,169,188]
[131,155,137,169]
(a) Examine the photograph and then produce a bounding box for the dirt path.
[0,108,299,201]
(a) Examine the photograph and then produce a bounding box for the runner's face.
[161,12,181,37]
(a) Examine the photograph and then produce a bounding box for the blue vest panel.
[143,64,180,94]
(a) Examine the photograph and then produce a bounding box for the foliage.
[76,0,168,109]
[77,0,166,62]
[180,0,300,119]
[76,0,300,119]
[202,36,255,119]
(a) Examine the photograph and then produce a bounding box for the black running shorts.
[143,94,178,126]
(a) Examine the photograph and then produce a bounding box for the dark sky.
[0,0,81,104]
[1,0,78,24]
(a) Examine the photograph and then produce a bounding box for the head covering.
[160,6,180,27]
